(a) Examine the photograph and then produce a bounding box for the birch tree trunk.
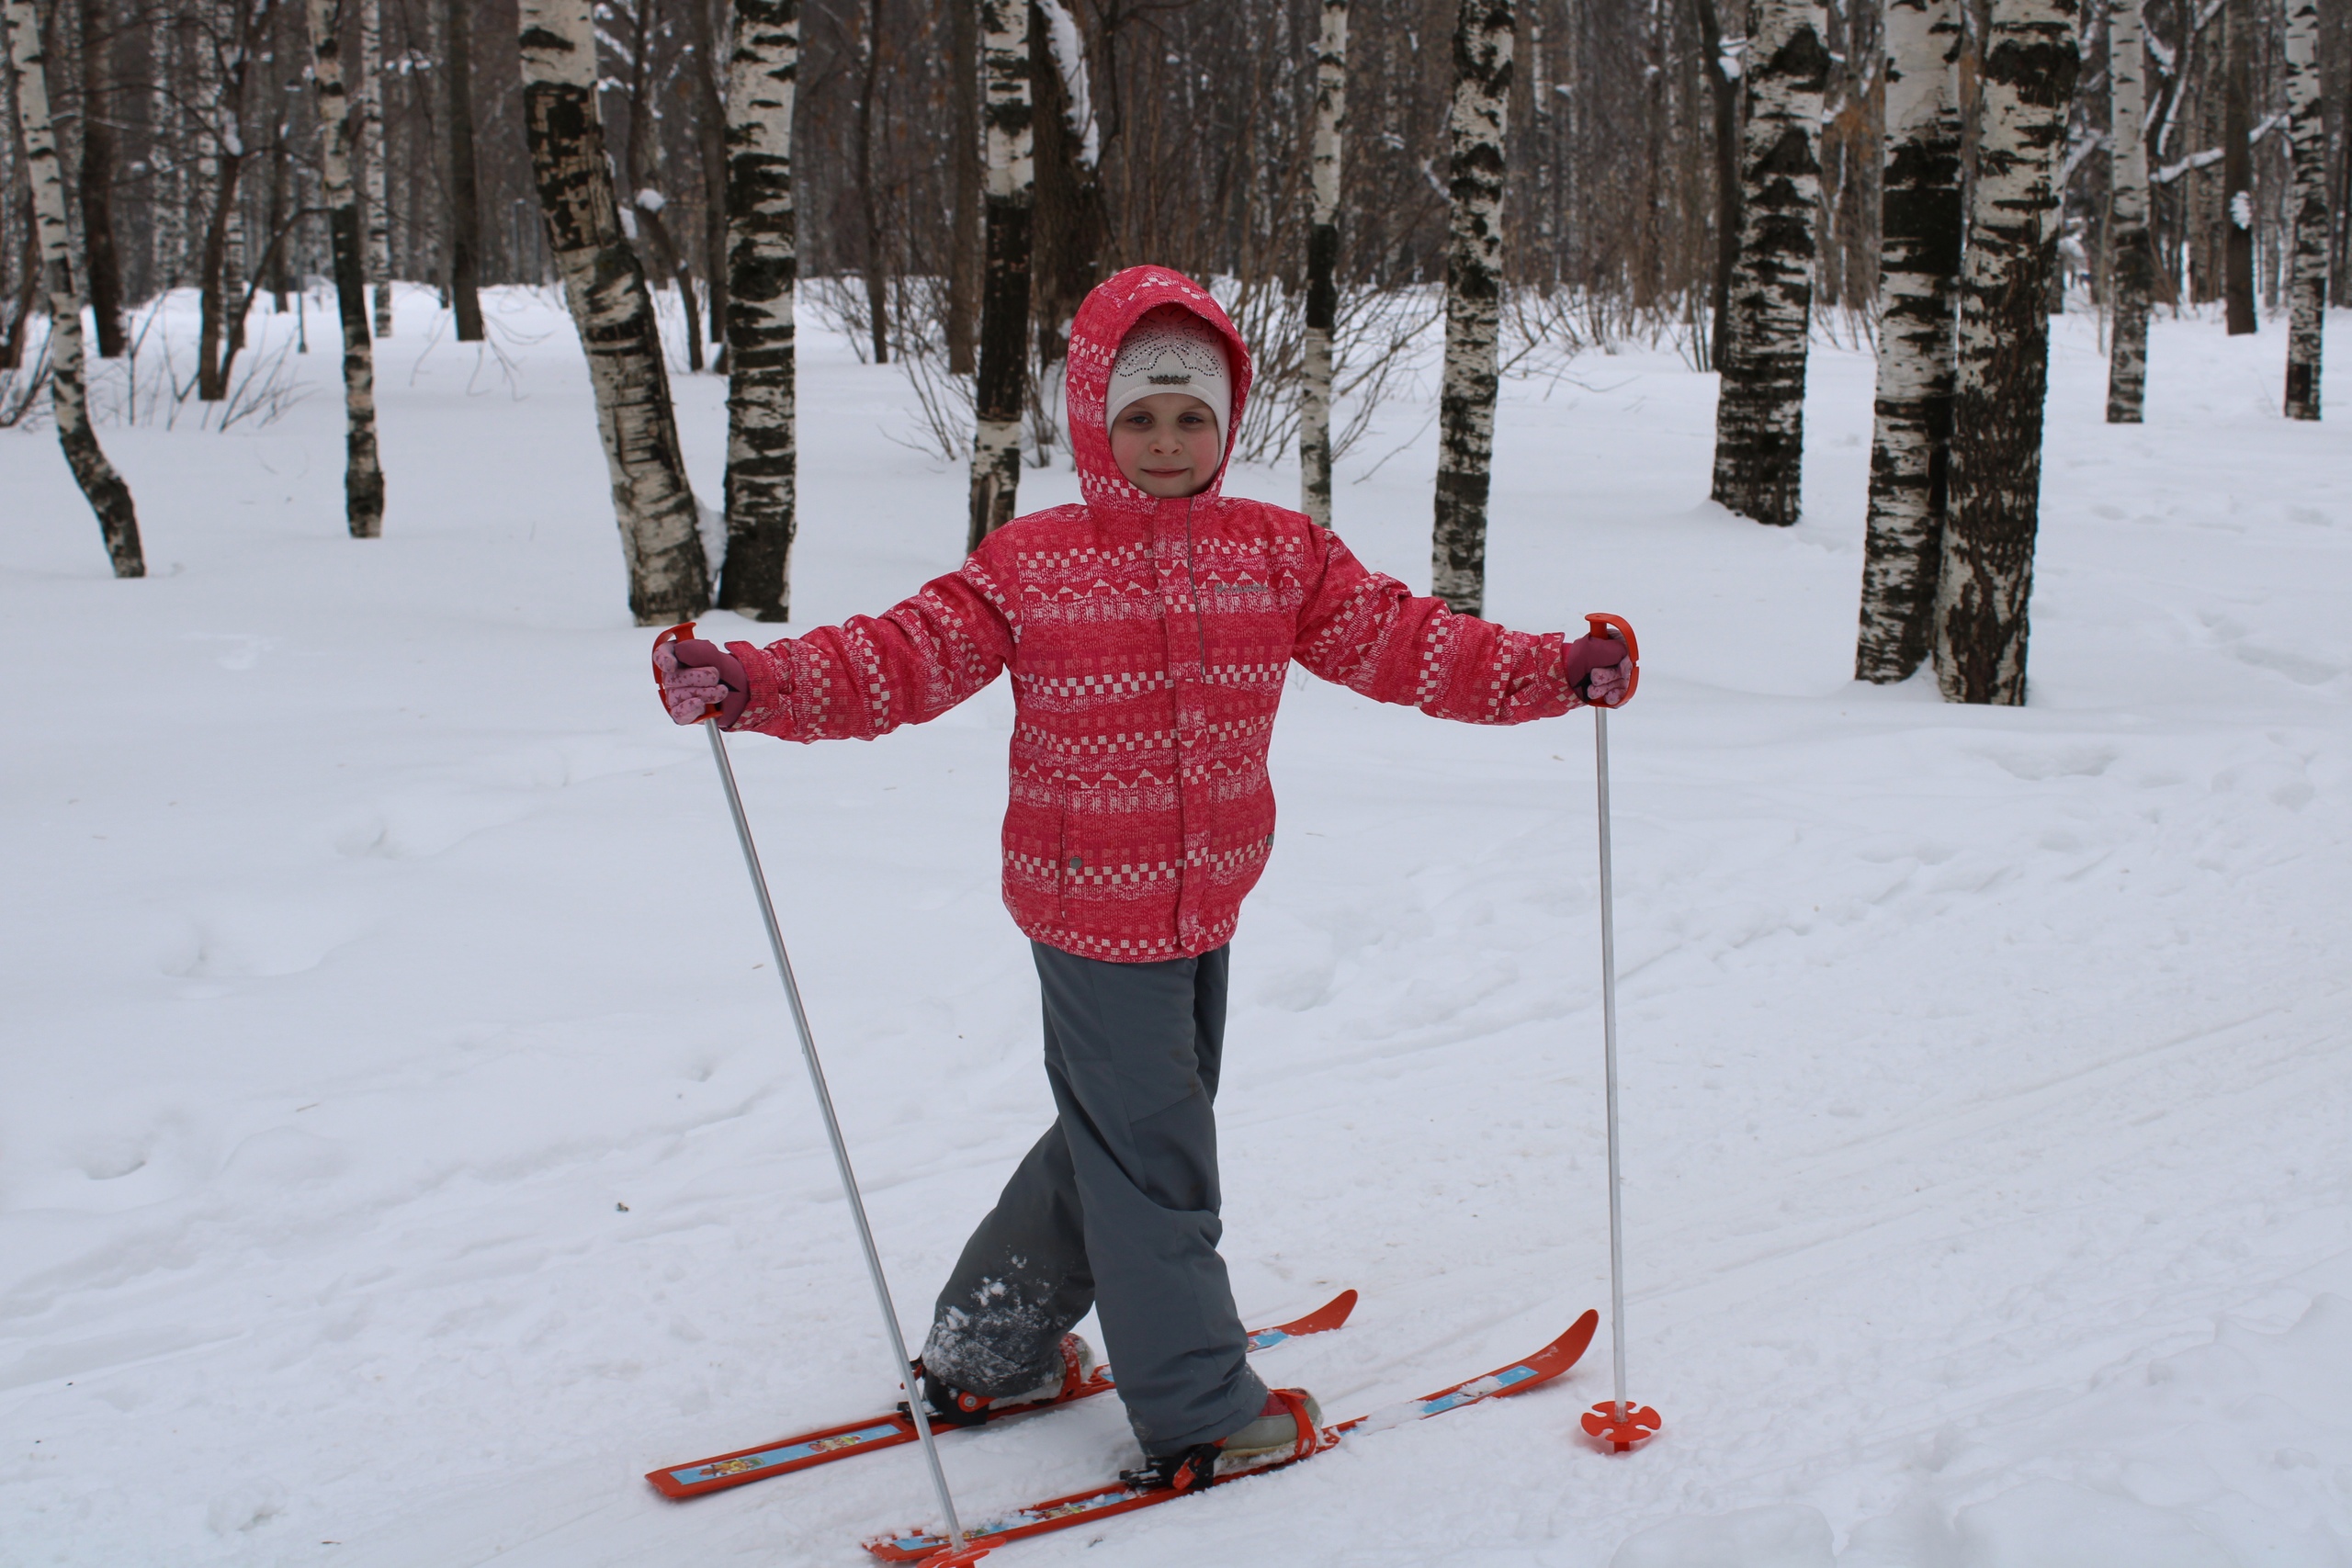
[2279,0,2326,419]
[305,0,387,538]
[520,0,710,620]
[945,0,978,376]
[6,0,141,575]
[686,0,729,376]
[967,0,1033,552]
[2105,0,2153,422]
[1299,0,1346,526]
[1931,0,2079,705]
[361,0,391,335]
[715,0,797,622]
[1709,0,1829,526]
[1855,0,1962,682]
[1430,0,1512,616]
[2220,0,2254,334]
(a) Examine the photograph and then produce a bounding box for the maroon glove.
[655,637,750,727]
[1563,632,1634,708]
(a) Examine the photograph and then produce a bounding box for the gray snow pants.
[920,941,1266,1454]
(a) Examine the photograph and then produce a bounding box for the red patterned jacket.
[728,265,1586,961]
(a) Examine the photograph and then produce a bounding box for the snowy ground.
[4,286,2349,1568]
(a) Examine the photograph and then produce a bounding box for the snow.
[5,285,2351,1567]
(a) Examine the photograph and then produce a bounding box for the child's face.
[1110,394,1223,498]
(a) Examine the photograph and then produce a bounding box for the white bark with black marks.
[1300,0,1346,527]
[717,0,798,622]
[363,0,391,336]
[1857,0,1962,682]
[6,0,142,576]
[1430,0,1511,616]
[2280,0,2326,420]
[2105,0,2152,423]
[1709,0,1828,527]
[968,0,1033,551]
[1933,0,2079,705]
[519,0,712,622]
[306,0,388,539]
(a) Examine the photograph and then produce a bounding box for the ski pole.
[654,625,972,1553]
[1575,615,1662,1455]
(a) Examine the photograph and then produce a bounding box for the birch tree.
[2105,0,2153,423]
[967,0,1032,552]
[1932,0,2079,705]
[361,0,392,336]
[519,0,711,621]
[716,0,798,622]
[6,0,141,576]
[1430,0,1512,616]
[306,0,387,539]
[1300,0,1346,526]
[2280,0,2326,419]
[1856,0,1962,682]
[1709,0,1828,527]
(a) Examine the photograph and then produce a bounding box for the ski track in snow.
[3,288,2349,1567]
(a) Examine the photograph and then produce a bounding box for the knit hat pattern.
[1103,309,1235,445]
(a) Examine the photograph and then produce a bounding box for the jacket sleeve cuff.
[726,639,793,733]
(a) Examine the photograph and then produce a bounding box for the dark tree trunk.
[76,0,122,358]
[687,0,728,374]
[446,0,484,340]
[968,0,1033,550]
[1932,0,2079,705]
[947,0,979,375]
[2221,0,2255,334]
[853,0,887,363]
[1030,0,1103,374]
[1690,0,1738,372]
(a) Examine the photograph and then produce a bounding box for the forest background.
[5,0,2346,464]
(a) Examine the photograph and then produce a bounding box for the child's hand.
[1563,632,1634,708]
[656,638,751,726]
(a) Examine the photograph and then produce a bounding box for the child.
[655,265,1632,1490]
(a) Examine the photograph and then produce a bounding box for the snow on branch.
[2153,112,2287,185]
[1035,0,1099,170]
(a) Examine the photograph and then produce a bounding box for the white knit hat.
[1104,311,1233,446]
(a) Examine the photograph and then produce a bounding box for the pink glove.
[655,638,750,727]
[1563,632,1634,708]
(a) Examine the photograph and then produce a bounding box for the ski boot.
[917,1334,1095,1428]
[1125,1387,1322,1492]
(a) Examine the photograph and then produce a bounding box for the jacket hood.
[1066,266,1253,517]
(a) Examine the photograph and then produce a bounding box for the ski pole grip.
[652,619,722,724]
[1584,613,1640,705]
